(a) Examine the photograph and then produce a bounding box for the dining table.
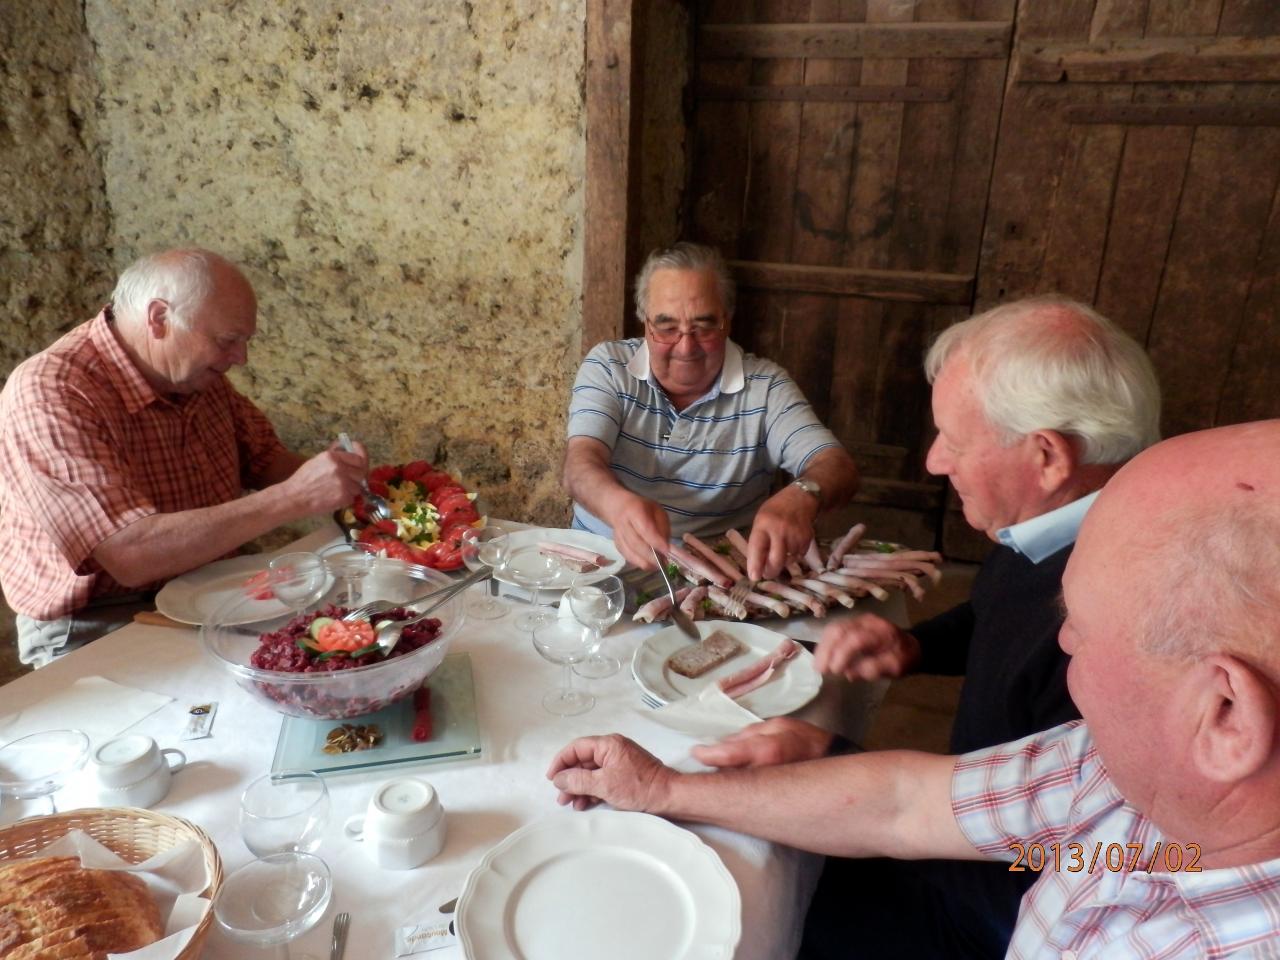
[0,523,907,960]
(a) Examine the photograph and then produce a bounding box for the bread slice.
[666,629,747,679]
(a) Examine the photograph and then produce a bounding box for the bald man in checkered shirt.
[549,420,1280,959]
[0,249,369,666]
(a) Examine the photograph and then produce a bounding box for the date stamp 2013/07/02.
[1008,841,1202,874]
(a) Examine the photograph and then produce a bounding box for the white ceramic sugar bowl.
[86,734,186,809]
[344,777,446,870]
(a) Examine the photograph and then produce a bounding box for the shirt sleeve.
[759,365,843,476]
[950,721,1093,861]
[228,386,288,489]
[566,344,625,450]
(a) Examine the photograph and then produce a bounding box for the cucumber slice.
[309,616,336,640]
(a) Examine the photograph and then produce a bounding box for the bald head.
[112,248,252,332]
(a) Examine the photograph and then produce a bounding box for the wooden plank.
[1063,101,1280,125]
[1014,36,1280,84]
[1144,0,1224,36]
[1090,0,1150,41]
[699,21,1012,59]
[583,0,639,353]
[1218,0,1280,36]
[731,260,973,302]
[696,83,949,102]
[853,476,944,511]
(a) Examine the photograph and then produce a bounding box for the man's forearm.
[562,438,632,522]
[799,447,860,512]
[655,750,976,861]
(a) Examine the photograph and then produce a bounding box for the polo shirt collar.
[90,307,163,415]
[996,491,1099,564]
[626,339,746,397]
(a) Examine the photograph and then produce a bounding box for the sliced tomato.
[314,618,375,653]
[400,460,435,483]
[433,493,475,517]
[370,465,399,485]
[438,503,480,529]
[242,570,274,601]
[420,541,464,570]
[428,483,467,505]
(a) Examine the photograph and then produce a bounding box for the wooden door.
[684,0,1015,548]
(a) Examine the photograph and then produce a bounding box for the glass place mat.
[272,652,481,777]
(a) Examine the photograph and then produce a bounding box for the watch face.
[794,478,820,499]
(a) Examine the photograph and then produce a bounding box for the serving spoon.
[337,432,394,524]
[370,567,491,654]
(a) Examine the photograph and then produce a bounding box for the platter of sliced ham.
[632,620,821,717]
[495,528,624,590]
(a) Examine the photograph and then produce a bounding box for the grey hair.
[634,241,736,322]
[111,249,221,332]
[924,295,1161,464]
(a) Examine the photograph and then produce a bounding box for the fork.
[726,576,753,620]
[640,692,664,710]
[650,545,700,640]
[330,911,350,960]
[337,432,394,524]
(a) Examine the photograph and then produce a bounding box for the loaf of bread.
[0,856,163,959]
[666,629,747,679]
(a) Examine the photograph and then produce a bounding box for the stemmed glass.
[320,541,376,607]
[214,851,332,960]
[239,770,330,857]
[0,729,89,823]
[568,575,626,679]
[531,620,600,716]
[268,552,328,614]
[506,548,562,633]
[459,526,510,621]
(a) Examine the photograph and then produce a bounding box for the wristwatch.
[791,477,822,503]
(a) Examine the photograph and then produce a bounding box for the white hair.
[634,242,736,322]
[110,249,221,331]
[925,295,1161,464]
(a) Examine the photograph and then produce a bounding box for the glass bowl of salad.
[201,556,464,720]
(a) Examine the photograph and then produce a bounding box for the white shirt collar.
[626,339,746,397]
[996,491,1100,563]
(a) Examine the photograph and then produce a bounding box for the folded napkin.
[645,683,762,738]
[0,676,173,746]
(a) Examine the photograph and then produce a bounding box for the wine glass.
[459,526,509,620]
[531,619,599,716]
[214,851,332,960]
[0,729,89,823]
[268,552,328,614]
[506,547,562,633]
[320,541,376,607]
[568,575,626,679]
[239,771,330,857]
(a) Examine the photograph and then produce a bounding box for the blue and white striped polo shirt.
[568,338,842,539]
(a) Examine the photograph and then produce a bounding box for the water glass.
[320,541,376,606]
[532,620,599,716]
[214,851,332,960]
[239,770,330,857]
[0,729,89,823]
[460,526,509,620]
[568,575,625,679]
[507,548,562,632]
[269,552,328,613]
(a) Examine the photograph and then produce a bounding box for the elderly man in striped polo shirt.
[563,242,858,580]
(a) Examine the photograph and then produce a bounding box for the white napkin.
[645,683,762,738]
[0,676,173,746]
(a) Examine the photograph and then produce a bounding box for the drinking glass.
[531,620,599,716]
[506,548,562,632]
[320,541,376,607]
[214,851,332,960]
[459,526,509,620]
[568,575,626,679]
[0,729,89,823]
[268,553,328,614]
[239,770,330,857]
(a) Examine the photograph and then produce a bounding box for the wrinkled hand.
[607,493,672,570]
[814,614,921,682]
[746,485,819,580]
[547,734,674,812]
[282,441,369,515]
[691,718,834,769]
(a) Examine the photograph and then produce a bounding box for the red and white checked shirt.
[0,309,286,619]
[952,721,1280,959]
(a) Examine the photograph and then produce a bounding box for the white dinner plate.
[495,528,625,590]
[632,619,822,716]
[457,811,740,960]
[154,554,323,626]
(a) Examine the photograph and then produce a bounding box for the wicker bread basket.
[0,806,223,959]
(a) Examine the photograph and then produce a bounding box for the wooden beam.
[583,0,640,355]
[696,83,949,103]
[699,21,1012,61]
[853,478,944,512]
[1063,102,1280,127]
[1014,35,1280,84]
[730,260,974,305]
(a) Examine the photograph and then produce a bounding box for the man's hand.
[746,484,819,580]
[547,734,674,812]
[814,614,922,682]
[279,441,368,515]
[691,718,834,769]
[606,492,672,570]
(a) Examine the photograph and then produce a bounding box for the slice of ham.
[818,571,890,602]
[706,586,748,620]
[537,541,609,566]
[744,591,791,619]
[718,638,801,700]
[842,557,942,585]
[634,587,690,624]
[825,523,867,570]
[679,585,709,620]
[664,543,734,589]
[683,533,744,581]
[802,539,825,574]
[758,580,826,618]
[795,578,856,608]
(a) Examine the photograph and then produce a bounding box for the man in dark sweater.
[691,295,1162,958]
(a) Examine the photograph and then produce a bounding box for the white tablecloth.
[1,528,903,960]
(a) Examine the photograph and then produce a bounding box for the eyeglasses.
[645,316,725,345]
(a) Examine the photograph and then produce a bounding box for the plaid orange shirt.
[0,309,286,619]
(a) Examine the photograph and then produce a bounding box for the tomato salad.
[340,461,482,571]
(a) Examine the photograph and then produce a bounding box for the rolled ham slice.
[538,541,609,567]
[706,586,748,621]
[718,638,801,700]
[758,580,826,618]
[795,578,856,608]
[664,544,734,589]
[683,533,744,581]
[802,539,825,574]
[744,591,791,619]
[634,587,691,624]
[826,523,867,570]
[679,585,709,620]
[818,571,890,602]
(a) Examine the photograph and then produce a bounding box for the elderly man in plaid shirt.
[0,249,369,666]
[549,420,1280,959]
